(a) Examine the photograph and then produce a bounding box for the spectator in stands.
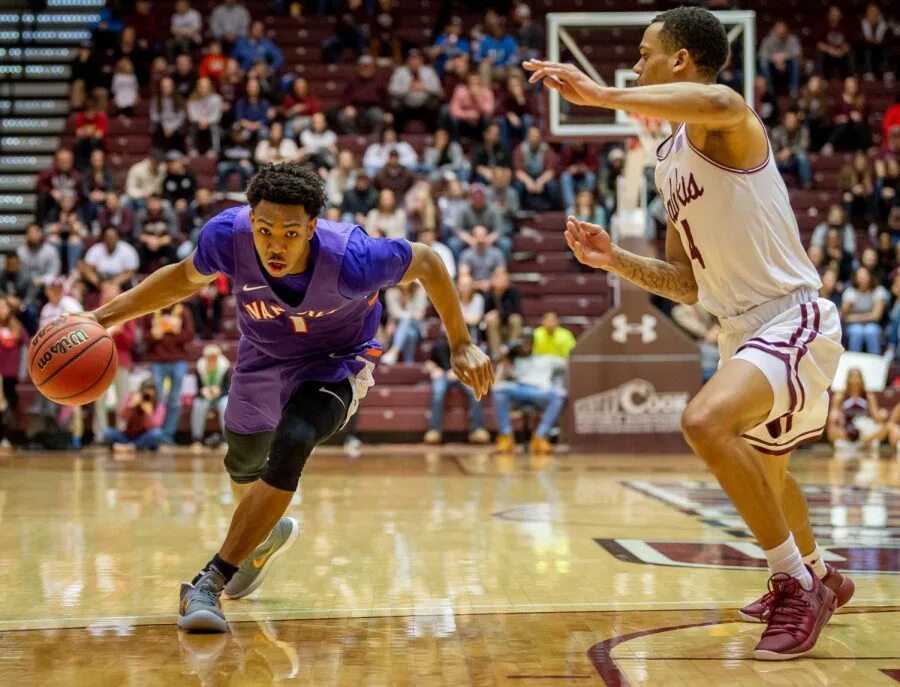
[808,243,826,275]
[167,0,202,59]
[73,97,108,171]
[162,151,197,215]
[474,16,519,84]
[124,152,165,210]
[337,55,389,135]
[826,368,887,459]
[70,43,105,112]
[758,20,802,96]
[150,77,187,153]
[36,150,80,226]
[457,272,485,342]
[558,142,600,213]
[572,189,608,227]
[234,77,274,145]
[110,58,139,120]
[817,6,855,80]
[44,193,88,273]
[146,303,194,444]
[81,149,114,226]
[405,181,438,237]
[460,225,506,291]
[828,77,872,153]
[92,282,136,444]
[187,77,224,156]
[191,343,230,450]
[449,71,495,141]
[671,302,721,381]
[105,378,166,455]
[388,49,443,133]
[191,272,227,338]
[599,148,625,215]
[886,271,900,352]
[861,246,885,286]
[841,151,877,222]
[281,77,321,139]
[362,127,418,175]
[254,121,298,165]
[514,125,560,212]
[94,192,134,237]
[0,254,37,334]
[820,267,843,309]
[486,166,520,236]
[0,297,23,451]
[423,331,489,445]
[232,20,283,72]
[457,184,506,256]
[512,3,543,62]
[483,266,522,357]
[812,204,856,253]
[340,171,378,223]
[533,311,576,359]
[429,16,470,78]
[823,226,855,283]
[298,112,338,171]
[322,0,368,64]
[126,0,161,54]
[496,70,536,148]
[382,282,427,364]
[217,57,245,108]
[772,111,814,190]
[365,189,407,239]
[134,195,178,270]
[753,75,780,131]
[325,151,358,207]
[438,177,468,236]
[418,228,455,278]
[858,3,890,79]
[493,334,566,455]
[199,40,227,81]
[112,26,151,88]
[842,266,889,353]
[797,75,830,151]
[79,226,139,291]
[472,122,512,185]
[210,0,251,48]
[374,150,416,197]
[369,0,402,64]
[875,159,898,220]
[171,54,198,101]
[876,229,896,277]
[423,128,468,182]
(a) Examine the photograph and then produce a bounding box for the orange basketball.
[28,315,118,406]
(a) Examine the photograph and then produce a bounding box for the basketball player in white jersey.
[525,6,855,661]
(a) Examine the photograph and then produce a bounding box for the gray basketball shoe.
[224,517,300,600]
[178,569,228,633]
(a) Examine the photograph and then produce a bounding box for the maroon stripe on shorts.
[738,342,797,416]
[743,424,827,455]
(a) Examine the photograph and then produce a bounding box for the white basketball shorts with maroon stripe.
[717,289,844,456]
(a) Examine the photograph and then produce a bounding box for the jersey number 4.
[680,219,706,269]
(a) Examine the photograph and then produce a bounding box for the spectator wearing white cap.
[191,343,230,451]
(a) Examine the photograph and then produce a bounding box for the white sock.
[802,544,828,578]
[764,533,814,589]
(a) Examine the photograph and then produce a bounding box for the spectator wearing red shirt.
[336,55,390,135]
[92,282,137,443]
[73,98,108,171]
[125,0,162,53]
[282,77,322,139]
[199,40,228,82]
[36,149,81,225]
[105,378,167,455]
[827,76,872,152]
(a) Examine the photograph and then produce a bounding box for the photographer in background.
[104,378,166,456]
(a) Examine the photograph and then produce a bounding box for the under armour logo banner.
[611,314,658,344]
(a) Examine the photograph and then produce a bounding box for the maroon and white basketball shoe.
[752,567,837,661]
[739,563,854,623]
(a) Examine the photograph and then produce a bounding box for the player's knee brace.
[261,421,318,492]
[223,428,273,484]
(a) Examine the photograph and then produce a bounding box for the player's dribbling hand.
[565,216,613,270]
[522,60,606,107]
[451,343,495,401]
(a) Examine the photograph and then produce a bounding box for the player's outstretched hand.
[522,60,605,107]
[565,216,613,270]
[451,343,494,401]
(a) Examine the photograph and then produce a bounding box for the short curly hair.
[245,163,327,217]
[652,7,729,79]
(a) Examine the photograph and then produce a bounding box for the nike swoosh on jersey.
[252,543,277,568]
[242,284,268,292]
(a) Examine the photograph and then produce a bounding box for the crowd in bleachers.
[0,0,898,456]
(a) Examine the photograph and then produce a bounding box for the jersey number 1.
[680,219,706,269]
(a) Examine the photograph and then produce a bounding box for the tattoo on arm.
[609,246,697,303]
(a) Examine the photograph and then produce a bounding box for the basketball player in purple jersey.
[90,164,493,632]
[525,7,853,660]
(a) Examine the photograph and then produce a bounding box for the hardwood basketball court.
[0,447,896,685]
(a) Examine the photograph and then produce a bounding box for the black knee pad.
[261,421,319,492]
[223,428,274,484]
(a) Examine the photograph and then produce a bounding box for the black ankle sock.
[192,553,239,585]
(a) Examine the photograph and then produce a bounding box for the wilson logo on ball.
[35,329,91,371]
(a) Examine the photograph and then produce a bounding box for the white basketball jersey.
[654,115,821,320]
